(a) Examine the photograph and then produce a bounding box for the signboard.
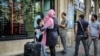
[67,4,74,29]
[74,0,85,12]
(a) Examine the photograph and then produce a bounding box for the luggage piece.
[24,42,41,56]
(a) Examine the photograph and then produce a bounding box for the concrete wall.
[0,39,33,56]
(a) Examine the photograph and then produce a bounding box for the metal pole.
[9,0,14,35]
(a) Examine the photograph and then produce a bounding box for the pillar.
[55,0,58,19]
[85,0,91,21]
[95,0,99,16]
[57,0,68,22]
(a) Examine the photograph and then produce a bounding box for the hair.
[37,12,44,18]
[62,12,66,16]
[79,14,84,19]
[92,14,97,20]
[37,19,42,25]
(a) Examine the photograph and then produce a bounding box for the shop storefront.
[0,0,55,55]
[74,0,85,21]
[0,0,55,40]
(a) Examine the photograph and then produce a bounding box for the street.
[46,41,100,56]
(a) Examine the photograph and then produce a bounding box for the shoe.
[73,54,78,56]
[61,51,67,54]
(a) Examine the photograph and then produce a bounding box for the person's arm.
[75,23,78,34]
[99,22,100,34]
[87,22,91,40]
[87,25,91,39]
[41,18,53,32]
[59,20,67,28]
[97,23,100,38]
[59,24,66,28]
[87,26,90,35]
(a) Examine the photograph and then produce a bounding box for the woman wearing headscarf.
[41,9,59,56]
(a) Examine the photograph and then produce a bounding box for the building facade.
[0,0,57,56]
[0,0,99,56]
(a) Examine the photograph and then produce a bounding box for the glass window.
[0,0,42,40]
[79,0,84,3]
[43,0,55,16]
[0,0,55,40]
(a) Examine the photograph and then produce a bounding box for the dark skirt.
[46,30,58,46]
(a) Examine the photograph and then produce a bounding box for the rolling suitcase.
[24,42,41,56]
[24,32,42,56]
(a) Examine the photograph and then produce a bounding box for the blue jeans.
[75,35,89,56]
[87,38,98,56]
[41,43,47,56]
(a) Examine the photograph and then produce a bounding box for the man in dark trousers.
[74,14,89,56]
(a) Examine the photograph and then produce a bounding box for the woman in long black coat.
[41,9,59,56]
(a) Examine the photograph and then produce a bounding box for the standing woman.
[41,9,59,56]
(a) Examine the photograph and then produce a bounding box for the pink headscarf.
[41,9,55,46]
[44,9,55,23]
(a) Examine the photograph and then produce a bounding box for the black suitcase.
[24,42,41,56]
[24,41,41,56]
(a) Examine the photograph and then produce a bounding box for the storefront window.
[79,0,84,4]
[0,0,42,40]
[24,0,42,37]
[0,0,55,40]
[43,0,55,15]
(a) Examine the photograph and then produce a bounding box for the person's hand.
[34,29,39,32]
[41,32,45,34]
[58,24,62,27]
[96,34,99,39]
[88,36,91,40]
[58,23,61,25]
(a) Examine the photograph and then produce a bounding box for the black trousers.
[75,35,89,56]
[49,46,56,56]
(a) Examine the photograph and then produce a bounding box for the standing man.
[88,14,100,56]
[59,12,68,54]
[74,14,89,56]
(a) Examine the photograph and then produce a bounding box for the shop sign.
[74,0,85,12]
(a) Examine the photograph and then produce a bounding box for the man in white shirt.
[88,14,100,56]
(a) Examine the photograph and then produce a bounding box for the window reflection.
[0,0,42,38]
[0,0,54,39]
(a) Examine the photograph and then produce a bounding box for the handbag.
[79,21,88,39]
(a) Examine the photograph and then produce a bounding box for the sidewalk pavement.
[46,40,100,56]
[18,40,100,56]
